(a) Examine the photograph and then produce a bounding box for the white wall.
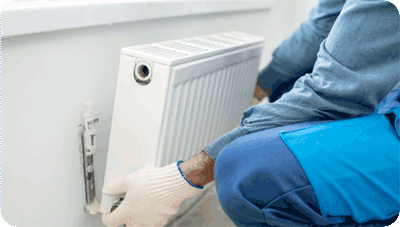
[1,0,318,226]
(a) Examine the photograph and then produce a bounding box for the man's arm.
[179,150,215,187]
[256,0,346,102]
[205,0,399,163]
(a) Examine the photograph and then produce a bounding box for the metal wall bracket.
[78,101,100,215]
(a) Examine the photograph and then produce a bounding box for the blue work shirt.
[203,0,400,161]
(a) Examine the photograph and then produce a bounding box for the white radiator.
[101,31,265,214]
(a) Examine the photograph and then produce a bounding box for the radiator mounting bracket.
[78,101,100,215]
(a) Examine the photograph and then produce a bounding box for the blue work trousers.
[214,90,399,226]
[214,117,399,227]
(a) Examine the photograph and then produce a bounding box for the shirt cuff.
[203,125,248,161]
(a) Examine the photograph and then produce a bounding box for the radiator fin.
[202,36,241,45]
[162,42,207,54]
[157,57,258,167]
[122,31,264,65]
[180,39,225,49]
[130,45,188,59]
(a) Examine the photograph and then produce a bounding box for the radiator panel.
[156,56,260,167]
[102,31,264,214]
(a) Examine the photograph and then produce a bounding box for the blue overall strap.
[279,97,400,223]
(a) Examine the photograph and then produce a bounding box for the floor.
[172,183,236,227]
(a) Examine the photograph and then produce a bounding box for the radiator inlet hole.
[137,65,149,79]
[134,63,152,85]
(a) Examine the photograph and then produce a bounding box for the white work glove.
[101,162,202,227]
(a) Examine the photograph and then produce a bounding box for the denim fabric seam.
[260,184,337,226]
[279,131,328,220]
[240,125,250,135]
[262,184,312,211]
[230,209,266,224]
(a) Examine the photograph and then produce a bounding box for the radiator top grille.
[121,31,264,66]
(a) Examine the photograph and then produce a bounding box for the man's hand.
[102,163,201,227]
[252,85,270,106]
[254,84,268,101]
[253,84,270,105]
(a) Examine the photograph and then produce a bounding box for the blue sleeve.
[257,0,346,102]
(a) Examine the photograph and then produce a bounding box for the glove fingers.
[102,199,129,227]
[102,176,127,196]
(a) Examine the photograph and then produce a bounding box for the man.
[102,0,400,226]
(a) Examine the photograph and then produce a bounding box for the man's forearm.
[179,150,215,187]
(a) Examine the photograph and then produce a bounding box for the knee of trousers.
[214,142,267,224]
[213,130,328,226]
